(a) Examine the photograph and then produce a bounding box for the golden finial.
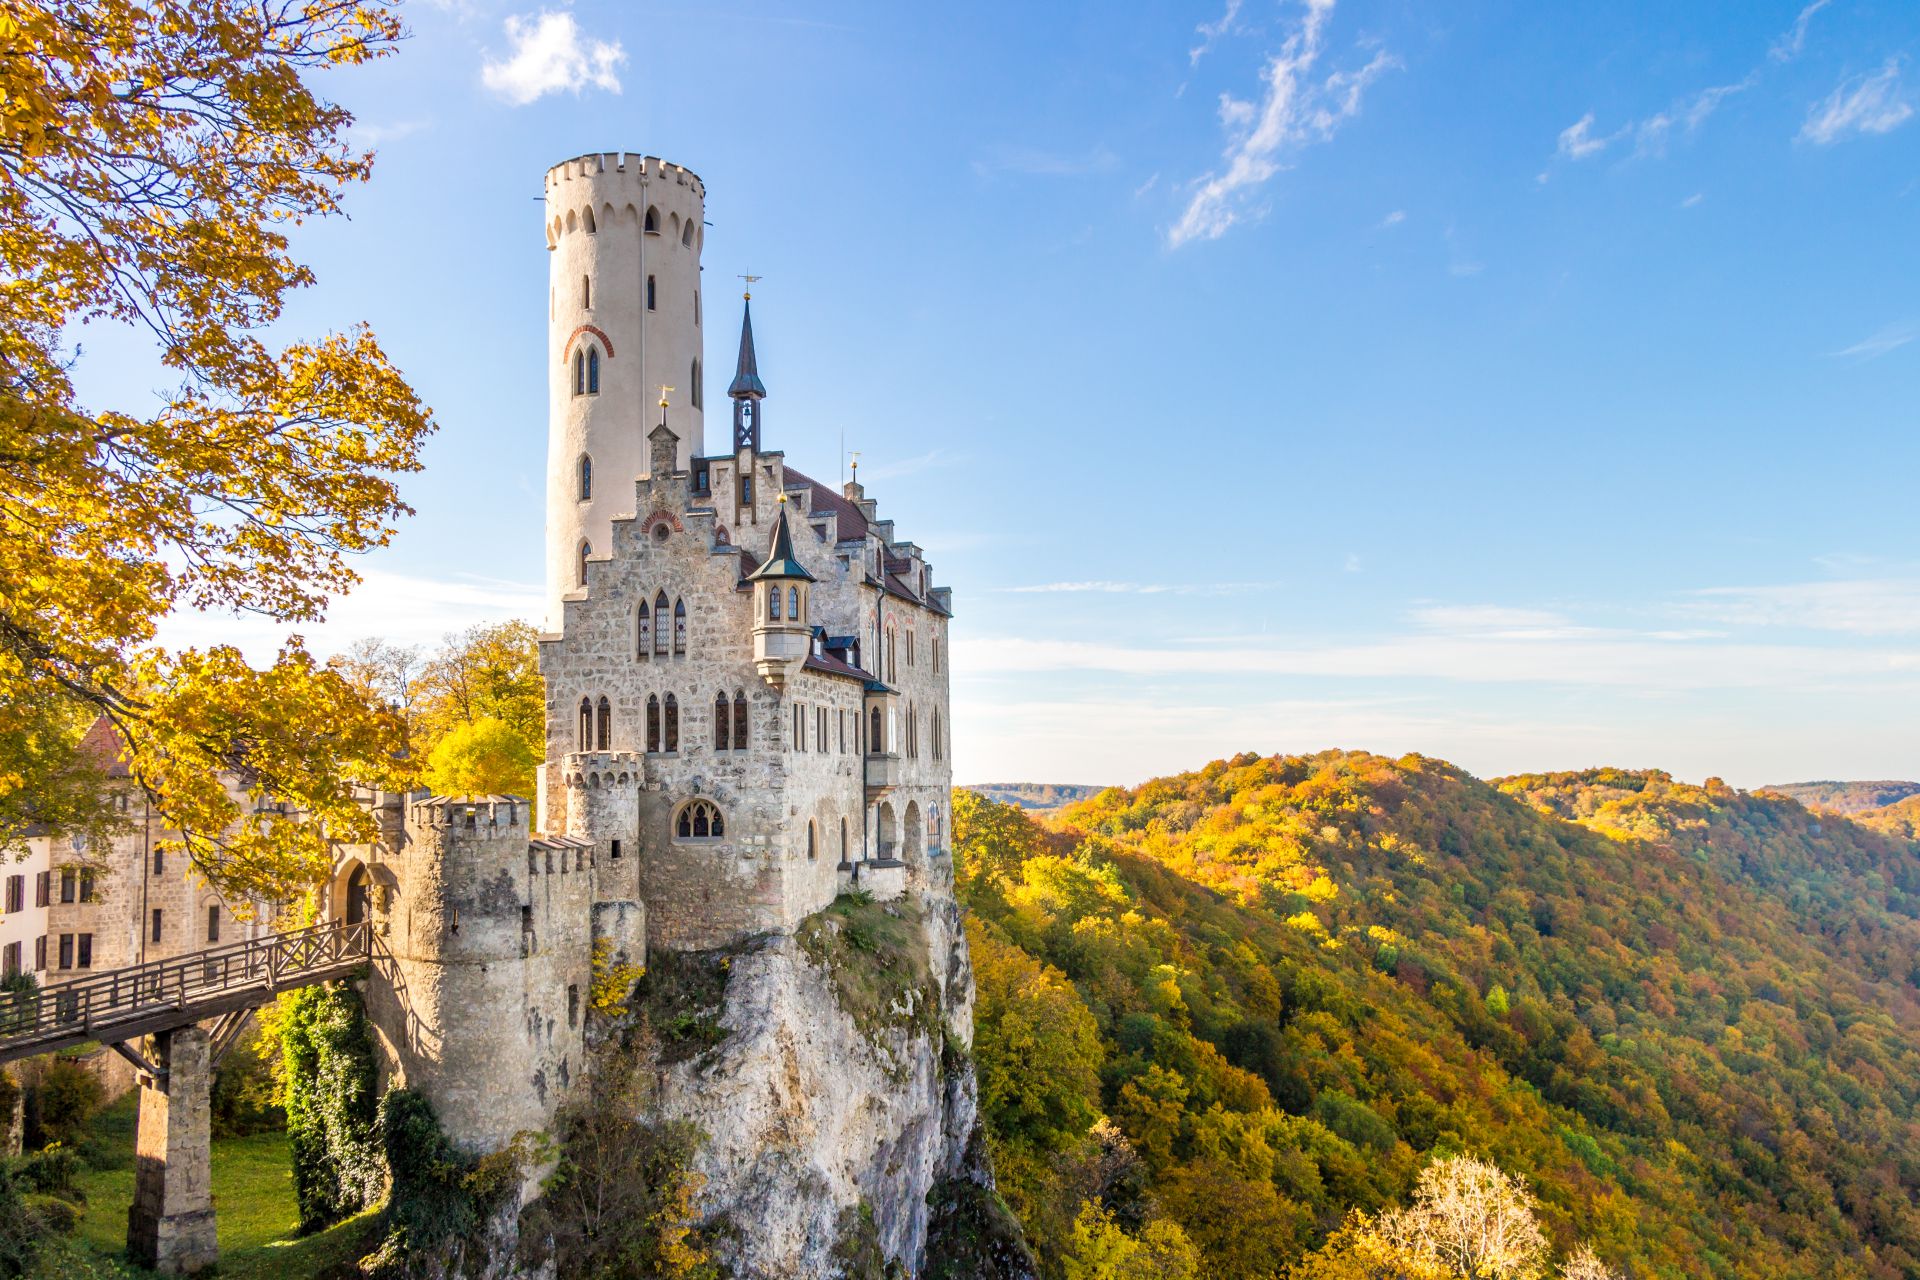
[776,491,788,505]
[738,272,761,300]
[849,451,860,480]
[658,384,674,408]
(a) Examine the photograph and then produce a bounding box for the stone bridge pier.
[127,1026,217,1275]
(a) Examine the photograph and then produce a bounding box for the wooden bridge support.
[127,1027,218,1275]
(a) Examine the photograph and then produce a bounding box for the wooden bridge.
[0,919,372,1073]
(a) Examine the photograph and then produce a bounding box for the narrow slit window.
[664,693,679,753]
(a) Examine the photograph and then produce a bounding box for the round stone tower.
[544,152,706,628]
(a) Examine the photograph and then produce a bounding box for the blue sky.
[118,0,1920,788]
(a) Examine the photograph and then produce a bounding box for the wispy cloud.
[481,10,625,106]
[1169,0,1398,247]
[857,448,960,482]
[972,145,1119,179]
[997,581,1274,597]
[1770,0,1832,63]
[1635,77,1754,156]
[1680,191,1705,208]
[1800,58,1914,144]
[1189,0,1244,67]
[1683,578,1920,635]
[1828,323,1916,361]
[1378,209,1406,228]
[1557,112,1610,160]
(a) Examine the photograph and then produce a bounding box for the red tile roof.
[76,716,131,779]
[782,465,869,543]
[804,651,874,682]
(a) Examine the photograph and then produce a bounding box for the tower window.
[869,706,883,753]
[653,591,670,656]
[582,274,590,309]
[733,692,749,749]
[673,598,687,655]
[578,540,591,588]
[206,905,220,943]
[579,698,593,751]
[788,586,801,621]
[646,275,657,312]
[637,600,651,657]
[573,350,584,396]
[644,205,659,234]
[714,692,731,751]
[691,358,702,409]
[578,454,593,501]
[807,822,817,861]
[596,696,612,751]
[682,218,695,247]
[587,346,600,393]
[768,587,782,622]
[646,695,661,754]
[610,839,621,860]
[674,799,725,841]
[695,289,701,325]
[664,693,680,753]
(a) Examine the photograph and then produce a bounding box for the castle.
[340,152,956,1155]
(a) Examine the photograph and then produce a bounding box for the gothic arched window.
[682,218,695,247]
[578,541,591,588]
[788,586,800,622]
[595,697,611,751]
[653,591,670,656]
[643,206,659,234]
[577,698,592,751]
[674,799,724,841]
[733,692,749,749]
[886,624,898,681]
[673,598,687,655]
[578,454,592,501]
[646,695,661,754]
[636,600,651,658]
[587,346,600,393]
[664,693,679,753]
[807,822,817,861]
[714,692,731,751]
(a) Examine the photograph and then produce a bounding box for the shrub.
[32,1063,100,1149]
[277,982,383,1232]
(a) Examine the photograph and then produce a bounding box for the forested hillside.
[1761,779,1920,815]
[965,783,1108,812]
[955,752,1920,1280]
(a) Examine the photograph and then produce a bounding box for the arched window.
[596,697,611,750]
[578,540,591,588]
[733,692,749,749]
[653,591,670,656]
[933,708,943,760]
[573,350,585,396]
[646,275,657,311]
[587,346,600,393]
[644,206,659,234]
[674,799,725,841]
[714,692,731,751]
[646,695,661,753]
[907,630,915,666]
[578,698,592,751]
[807,822,817,860]
[664,693,679,752]
[886,625,898,681]
[869,706,883,753]
[691,358,702,409]
[578,454,592,500]
[682,218,695,247]
[673,598,687,655]
[636,600,651,657]
[788,586,801,621]
[582,206,596,233]
[769,588,782,622]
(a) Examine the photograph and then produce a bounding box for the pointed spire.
[728,298,767,400]
[746,500,814,582]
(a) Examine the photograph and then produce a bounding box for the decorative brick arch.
[562,324,616,361]
[642,509,685,538]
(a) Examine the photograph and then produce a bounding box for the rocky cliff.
[644,860,1032,1278]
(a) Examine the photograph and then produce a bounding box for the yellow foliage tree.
[1062,1203,1203,1280]
[422,717,540,800]
[0,0,433,899]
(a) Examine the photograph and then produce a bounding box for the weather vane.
[738,272,762,300]
[658,384,674,409]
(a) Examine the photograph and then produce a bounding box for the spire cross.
[738,272,761,300]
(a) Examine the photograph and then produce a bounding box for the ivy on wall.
[276,981,384,1232]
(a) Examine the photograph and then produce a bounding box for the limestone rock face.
[652,860,994,1277]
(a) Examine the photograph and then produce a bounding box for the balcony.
[864,753,901,795]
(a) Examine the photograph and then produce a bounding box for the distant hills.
[1761,778,1920,814]
[954,752,1920,1279]
[962,782,1108,812]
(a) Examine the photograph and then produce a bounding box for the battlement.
[560,751,642,787]
[545,152,705,195]
[407,795,530,836]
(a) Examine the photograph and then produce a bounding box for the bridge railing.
[0,920,370,1048]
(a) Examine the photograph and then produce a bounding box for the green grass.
[795,892,939,1067]
[65,1093,384,1279]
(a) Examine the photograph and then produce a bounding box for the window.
[568,984,580,1028]
[610,839,622,860]
[578,540,591,588]
[59,869,74,904]
[769,587,782,621]
[151,908,163,943]
[644,205,659,234]
[933,637,942,674]
[207,905,220,943]
[793,704,803,751]
[807,822,817,861]
[908,630,915,666]
[5,875,21,914]
[152,848,163,876]
[654,592,670,657]
[840,818,848,863]
[673,598,687,655]
[838,710,846,754]
[933,708,943,761]
[682,218,696,247]
[587,346,600,393]
[695,289,702,326]
[579,698,593,751]
[664,694,679,753]
[58,934,72,970]
[80,873,95,903]
[34,936,45,971]
[647,695,661,754]
[583,274,591,309]
[674,800,725,841]
[596,696,612,751]
[646,275,657,311]
[34,872,48,908]
[2,943,18,977]
[733,692,749,749]
[886,625,898,681]
[579,454,593,500]
[77,934,91,968]
[869,707,883,753]
[788,586,801,621]
[574,350,585,396]
[714,693,731,751]
[637,600,652,657]
[691,358,702,409]
[817,707,826,752]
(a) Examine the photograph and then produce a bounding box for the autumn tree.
[0,1,433,898]
[1372,1155,1550,1280]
